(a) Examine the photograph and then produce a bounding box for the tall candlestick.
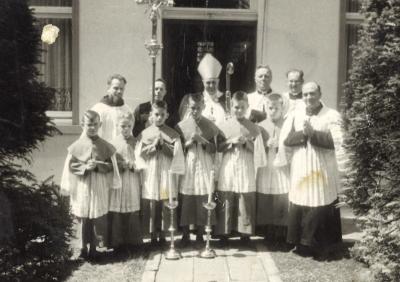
[168,170,173,205]
[208,170,215,204]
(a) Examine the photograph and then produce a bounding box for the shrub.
[343,0,400,280]
[0,0,74,280]
[0,165,74,281]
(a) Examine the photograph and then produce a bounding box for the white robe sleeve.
[134,140,147,170]
[110,153,122,189]
[274,113,294,167]
[170,139,185,175]
[253,133,267,173]
[60,153,77,197]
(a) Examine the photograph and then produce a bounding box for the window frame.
[30,1,79,129]
[338,1,364,108]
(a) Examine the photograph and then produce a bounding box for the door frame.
[157,2,264,79]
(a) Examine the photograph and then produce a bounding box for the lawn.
[62,223,148,282]
[266,241,367,282]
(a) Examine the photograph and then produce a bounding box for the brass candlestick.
[165,200,181,260]
[200,201,217,259]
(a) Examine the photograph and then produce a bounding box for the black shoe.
[179,234,190,248]
[196,234,204,244]
[78,248,88,260]
[158,237,167,246]
[279,242,295,252]
[88,249,101,262]
[292,245,313,257]
[114,245,127,255]
[240,236,251,244]
[313,247,329,261]
[217,236,228,247]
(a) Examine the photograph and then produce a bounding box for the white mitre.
[197,53,222,80]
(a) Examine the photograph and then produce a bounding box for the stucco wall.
[260,0,341,109]
[26,134,79,183]
[78,0,154,116]
[28,0,343,182]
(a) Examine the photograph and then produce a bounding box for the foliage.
[0,165,74,282]
[0,0,74,281]
[0,0,57,163]
[342,0,400,280]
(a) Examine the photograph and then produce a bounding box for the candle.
[168,170,174,204]
[208,170,215,204]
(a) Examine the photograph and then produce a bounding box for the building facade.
[27,0,361,182]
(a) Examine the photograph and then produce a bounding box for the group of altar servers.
[60,53,347,261]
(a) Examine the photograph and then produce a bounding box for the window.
[338,0,363,108]
[30,0,76,126]
[345,0,363,80]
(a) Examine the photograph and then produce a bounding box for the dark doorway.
[162,19,257,121]
[173,0,250,9]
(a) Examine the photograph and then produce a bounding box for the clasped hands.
[266,137,278,148]
[303,119,314,137]
[186,133,209,147]
[228,135,248,146]
[121,159,135,171]
[86,159,97,171]
[148,136,164,153]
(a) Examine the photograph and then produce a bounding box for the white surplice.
[91,102,133,142]
[278,104,346,207]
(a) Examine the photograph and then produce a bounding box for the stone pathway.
[142,238,282,282]
[141,206,362,282]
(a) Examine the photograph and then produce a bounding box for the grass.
[265,240,367,282]
[64,248,148,282]
[62,222,148,282]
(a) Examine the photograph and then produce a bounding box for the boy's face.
[151,107,168,127]
[231,99,248,119]
[82,116,101,137]
[188,99,204,120]
[266,101,283,121]
[119,120,133,138]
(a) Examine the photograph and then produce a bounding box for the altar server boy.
[256,93,290,243]
[109,112,142,251]
[60,110,121,260]
[215,91,267,243]
[136,101,185,245]
[176,93,220,246]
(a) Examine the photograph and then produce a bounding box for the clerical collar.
[100,95,124,107]
[257,89,272,95]
[306,103,323,116]
[194,116,202,123]
[289,92,303,100]
[86,134,99,141]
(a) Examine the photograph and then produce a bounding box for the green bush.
[343,0,400,280]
